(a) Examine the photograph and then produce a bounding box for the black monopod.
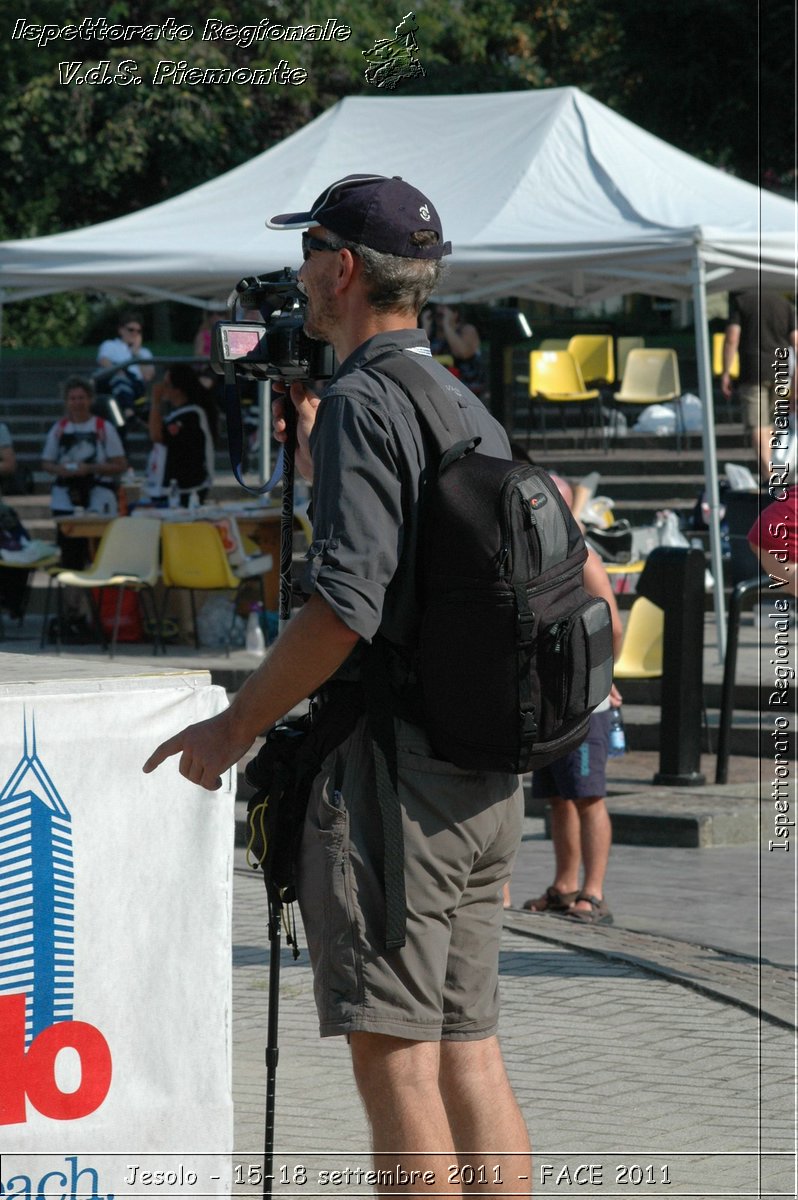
[226,378,299,1199]
[262,397,296,1199]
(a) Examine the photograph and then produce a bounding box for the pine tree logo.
[363,12,426,90]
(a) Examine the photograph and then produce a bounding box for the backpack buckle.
[521,710,538,737]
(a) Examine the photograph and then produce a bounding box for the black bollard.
[635,546,706,786]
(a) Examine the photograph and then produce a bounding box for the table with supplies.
[56,503,311,610]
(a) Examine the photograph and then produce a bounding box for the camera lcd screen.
[220,324,265,360]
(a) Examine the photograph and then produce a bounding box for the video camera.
[210,268,335,383]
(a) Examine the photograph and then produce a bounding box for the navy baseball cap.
[267,174,451,260]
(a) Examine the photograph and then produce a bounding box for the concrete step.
[549,784,761,848]
[232,750,761,851]
[511,424,754,455]
[618,675,768,714]
[529,436,755,476]
[620,700,790,759]
[579,474,709,501]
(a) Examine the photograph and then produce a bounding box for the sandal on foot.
[522,886,579,913]
[566,893,613,925]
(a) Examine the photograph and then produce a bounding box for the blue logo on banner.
[0,715,75,1047]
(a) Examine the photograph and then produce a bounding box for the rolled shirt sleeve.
[304,390,406,642]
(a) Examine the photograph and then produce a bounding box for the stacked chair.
[612,348,684,447]
[160,521,266,656]
[42,517,162,658]
[528,350,603,448]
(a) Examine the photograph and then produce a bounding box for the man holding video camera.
[145,174,529,1192]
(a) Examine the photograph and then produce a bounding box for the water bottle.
[245,604,266,657]
[608,706,626,757]
[187,489,200,512]
[167,478,181,509]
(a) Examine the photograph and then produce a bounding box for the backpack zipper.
[500,468,543,579]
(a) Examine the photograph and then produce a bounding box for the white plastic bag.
[633,404,676,435]
[196,596,246,648]
[724,462,759,491]
[678,393,704,432]
[580,496,615,529]
[655,509,690,548]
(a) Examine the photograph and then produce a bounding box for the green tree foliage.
[1,0,791,346]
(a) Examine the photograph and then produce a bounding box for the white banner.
[0,667,234,1198]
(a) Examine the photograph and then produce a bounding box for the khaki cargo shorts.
[296,715,524,1041]
[738,382,776,430]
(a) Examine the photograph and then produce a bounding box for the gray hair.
[326,233,445,315]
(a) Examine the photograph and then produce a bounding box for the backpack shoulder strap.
[368,350,477,462]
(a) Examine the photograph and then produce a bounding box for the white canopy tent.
[0,88,793,306]
[1,87,796,652]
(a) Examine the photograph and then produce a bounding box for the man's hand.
[142,708,255,791]
[272,380,320,482]
[142,595,361,793]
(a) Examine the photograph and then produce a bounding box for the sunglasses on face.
[301,233,340,261]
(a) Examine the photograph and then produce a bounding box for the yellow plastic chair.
[616,336,645,379]
[712,331,739,378]
[160,521,261,654]
[614,348,684,444]
[538,338,569,351]
[567,334,615,386]
[42,517,162,657]
[528,350,602,448]
[613,596,664,679]
[604,560,646,595]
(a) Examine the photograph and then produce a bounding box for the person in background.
[505,473,624,925]
[41,376,127,568]
[0,422,17,490]
[97,310,155,422]
[748,485,798,597]
[192,308,222,398]
[193,309,216,360]
[421,302,487,398]
[721,289,797,481]
[148,363,217,505]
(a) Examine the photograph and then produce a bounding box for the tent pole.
[691,242,727,662]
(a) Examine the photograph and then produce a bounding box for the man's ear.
[334,248,358,294]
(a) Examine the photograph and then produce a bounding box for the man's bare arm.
[142,593,360,790]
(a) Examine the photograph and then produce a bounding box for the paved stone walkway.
[232,846,795,1200]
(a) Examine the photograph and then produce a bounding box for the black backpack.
[245,352,616,953]
[373,353,614,774]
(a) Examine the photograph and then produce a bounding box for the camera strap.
[222,362,281,494]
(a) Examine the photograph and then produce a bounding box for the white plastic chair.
[42,517,162,657]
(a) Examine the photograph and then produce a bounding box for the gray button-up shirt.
[304,328,510,653]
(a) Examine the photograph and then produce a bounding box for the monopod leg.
[263,897,283,1200]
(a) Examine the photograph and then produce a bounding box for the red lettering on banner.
[0,994,112,1124]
